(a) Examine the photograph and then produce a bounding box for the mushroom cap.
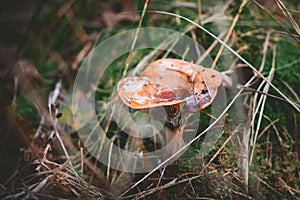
[117,58,221,111]
[197,65,222,102]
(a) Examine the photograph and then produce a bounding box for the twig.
[228,189,255,199]
[107,135,117,180]
[249,171,283,197]
[48,80,71,161]
[71,42,93,70]
[211,0,248,69]
[278,177,300,196]
[278,79,300,103]
[241,124,250,192]
[258,30,272,72]
[156,167,166,188]
[274,0,300,37]
[202,126,239,172]
[257,117,279,140]
[249,45,276,164]
[251,0,300,44]
[130,174,201,199]
[196,31,226,64]
[237,85,300,108]
[197,0,202,25]
[123,0,150,77]
[31,176,51,193]
[80,147,84,175]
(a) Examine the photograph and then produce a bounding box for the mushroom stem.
[164,126,186,161]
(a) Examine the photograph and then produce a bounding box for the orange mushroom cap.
[117,58,221,112]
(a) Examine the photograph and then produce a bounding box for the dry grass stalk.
[273,0,300,36]
[211,0,248,69]
[122,0,150,77]
[202,127,238,172]
[240,30,271,191]
[126,173,203,199]
[249,45,276,164]
[251,0,300,44]
[250,171,284,197]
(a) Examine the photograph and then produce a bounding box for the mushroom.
[117,58,222,161]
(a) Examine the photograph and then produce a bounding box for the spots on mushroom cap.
[117,58,222,111]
